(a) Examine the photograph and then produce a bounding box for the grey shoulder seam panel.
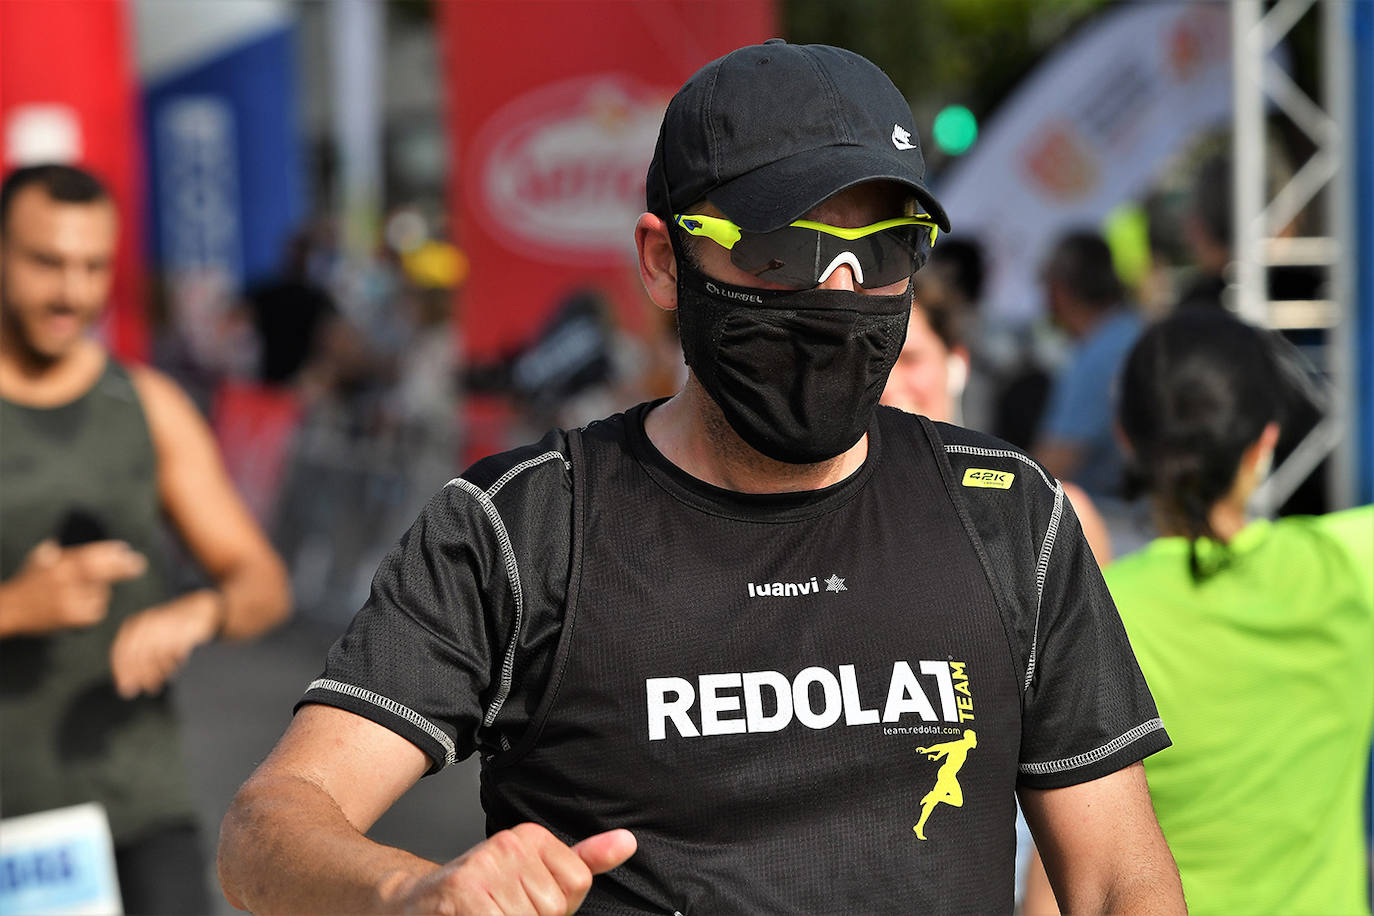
[485,450,569,499]
[943,444,1055,492]
[445,449,568,730]
[941,442,1062,693]
[1019,718,1165,775]
[446,477,525,728]
[306,677,457,767]
[1024,481,1065,692]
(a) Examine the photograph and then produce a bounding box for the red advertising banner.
[1,0,148,361]
[437,0,776,364]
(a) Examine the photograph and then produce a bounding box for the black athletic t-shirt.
[300,403,1168,913]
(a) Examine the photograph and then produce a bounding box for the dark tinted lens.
[729,224,931,289]
[729,226,824,288]
[848,225,930,288]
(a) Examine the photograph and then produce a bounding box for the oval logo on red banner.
[468,75,667,265]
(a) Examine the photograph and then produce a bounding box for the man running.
[219,41,1183,915]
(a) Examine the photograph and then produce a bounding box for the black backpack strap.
[918,417,1063,703]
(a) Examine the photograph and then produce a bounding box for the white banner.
[935,3,1232,321]
[0,803,121,915]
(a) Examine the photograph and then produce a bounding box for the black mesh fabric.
[297,430,574,769]
[927,421,1171,790]
[485,407,1020,913]
[297,404,1167,912]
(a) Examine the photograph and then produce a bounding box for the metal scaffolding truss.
[1232,0,1356,513]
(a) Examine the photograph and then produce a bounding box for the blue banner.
[143,23,304,289]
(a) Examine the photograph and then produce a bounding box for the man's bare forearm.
[1021,764,1186,915]
[1050,847,1185,915]
[1099,864,1187,915]
[217,770,437,914]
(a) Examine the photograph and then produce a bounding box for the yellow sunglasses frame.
[673,212,940,250]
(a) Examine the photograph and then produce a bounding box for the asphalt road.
[175,617,486,913]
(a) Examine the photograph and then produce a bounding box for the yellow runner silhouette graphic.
[913,729,977,840]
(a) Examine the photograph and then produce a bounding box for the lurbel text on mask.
[704,281,763,304]
[646,660,974,740]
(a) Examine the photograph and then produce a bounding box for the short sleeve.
[297,485,506,773]
[1017,490,1171,789]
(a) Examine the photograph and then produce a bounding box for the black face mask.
[675,257,911,464]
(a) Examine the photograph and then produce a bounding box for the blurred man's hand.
[110,589,221,698]
[0,538,147,637]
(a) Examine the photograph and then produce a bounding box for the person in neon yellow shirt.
[1108,309,1373,915]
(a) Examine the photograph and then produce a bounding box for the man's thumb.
[28,539,62,567]
[572,829,636,874]
[76,541,148,582]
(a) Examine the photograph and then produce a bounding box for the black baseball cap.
[646,39,950,234]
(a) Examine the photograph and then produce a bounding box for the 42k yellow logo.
[962,468,1014,489]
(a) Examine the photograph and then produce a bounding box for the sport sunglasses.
[673,213,940,290]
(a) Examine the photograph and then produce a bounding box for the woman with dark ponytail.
[1105,309,1373,914]
[1119,310,1286,580]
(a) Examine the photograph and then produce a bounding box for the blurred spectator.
[242,230,339,386]
[1105,310,1371,913]
[1176,153,1325,313]
[149,268,259,416]
[1176,154,1231,312]
[470,285,663,440]
[393,244,464,441]
[881,295,1111,567]
[988,330,1057,452]
[269,217,467,623]
[922,239,1000,431]
[933,236,1068,453]
[884,269,970,425]
[0,164,291,913]
[926,238,984,315]
[1173,152,1330,517]
[509,288,620,427]
[1032,230,1142,501]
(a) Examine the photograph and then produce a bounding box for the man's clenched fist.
[387,824,637,915]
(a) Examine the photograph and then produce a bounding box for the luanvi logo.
[892,124,916,150]
[747,574,847,598]
[749,577,818,598]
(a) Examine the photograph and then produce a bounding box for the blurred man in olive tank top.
[0,164,291,914]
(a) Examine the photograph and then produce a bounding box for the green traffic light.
[933,105,977,156]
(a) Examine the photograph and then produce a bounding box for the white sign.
[0,803,121,915]
[935,4,1233,321]
[4,105,83,166]
[471,74,668,265]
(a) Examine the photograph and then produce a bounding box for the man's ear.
[635,213,678,311]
